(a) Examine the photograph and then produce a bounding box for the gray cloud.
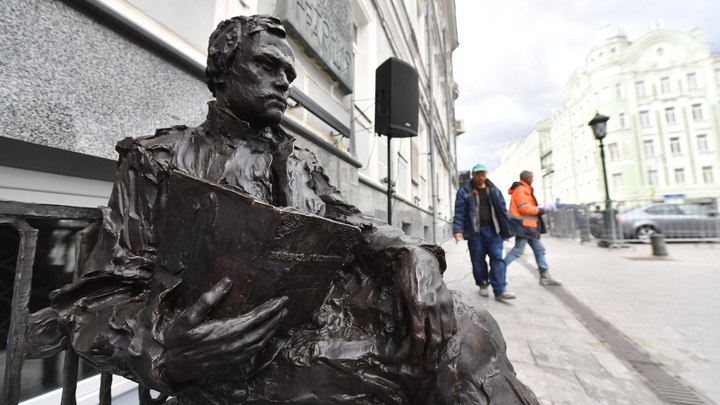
[453,0,720,172]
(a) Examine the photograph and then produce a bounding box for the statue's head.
[206,15,296,129]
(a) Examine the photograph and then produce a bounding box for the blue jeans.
[467,226,506,295]
[504,237,548,271]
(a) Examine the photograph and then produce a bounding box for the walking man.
[453,164,515,300]
[504,170,562,286]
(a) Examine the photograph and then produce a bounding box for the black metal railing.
[0,199,167,405]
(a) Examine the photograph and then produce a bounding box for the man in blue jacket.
[453,164,515,300]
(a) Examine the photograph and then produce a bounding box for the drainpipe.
[349,92,357,159]
[443,29,455,223]
[427,1,438,244]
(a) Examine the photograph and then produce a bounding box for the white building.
[490,121,549,203]
[491,25,720,205]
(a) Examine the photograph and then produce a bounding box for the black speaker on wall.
[375,57,419,138]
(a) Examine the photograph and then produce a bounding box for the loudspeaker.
[375,57,419,138]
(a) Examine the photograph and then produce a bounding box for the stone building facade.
[491,25,720,205]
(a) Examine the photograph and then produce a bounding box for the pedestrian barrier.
[547,208,579,240]
[0,199,167,405]
[547,197,720,245]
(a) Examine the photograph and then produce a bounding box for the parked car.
[593,203,720,241]
[588,207,621,240]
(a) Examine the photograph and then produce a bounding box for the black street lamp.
[588,112,616,243]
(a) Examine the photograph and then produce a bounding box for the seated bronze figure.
[51,15,539,405]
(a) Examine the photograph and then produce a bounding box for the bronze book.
[158,171,360,334]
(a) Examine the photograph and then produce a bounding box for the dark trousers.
[467,226,506,295]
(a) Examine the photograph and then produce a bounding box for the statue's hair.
[205,15,287,97]
[520,170,533,180]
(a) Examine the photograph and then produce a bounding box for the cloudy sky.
[453,0,720,172]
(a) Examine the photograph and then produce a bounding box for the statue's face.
[219,30,296,128]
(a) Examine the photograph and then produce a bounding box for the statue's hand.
[161,277,288,383]
[393,246,457,370]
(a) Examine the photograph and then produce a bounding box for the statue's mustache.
[263,92,287,106]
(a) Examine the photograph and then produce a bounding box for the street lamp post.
[588,112,616,245]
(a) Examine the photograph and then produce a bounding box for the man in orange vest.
[504,171,562,286]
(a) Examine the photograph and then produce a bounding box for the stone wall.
[0,0,210,161]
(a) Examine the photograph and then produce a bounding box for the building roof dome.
[590,24,628,50]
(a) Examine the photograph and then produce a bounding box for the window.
[615,83,623,99]
[670,137,681,154]
[716,69,720,87]
[661,77,671,93]
[410,139,419,184]
[674,168,685,184]
[377,136,388,181]
[640,110,651,126]
[602,87,611,103]
[692,104,703,121]
[436,172,444,201]
[678,204,711,215]
[608,142,620,160]
[648,170,659,186]
[665,107,676,124]
[612,173,624,190]
[687,73,697,90]
[697,134,709,152]
[397,157,409,197]
[619,112,626,128]
[646,205,680,215]
[703,166,714,184]
[636,81,646,97]
[643,139,655,156]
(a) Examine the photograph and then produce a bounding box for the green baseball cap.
[472,164,488,172]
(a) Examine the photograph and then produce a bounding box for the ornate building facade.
[491,25,720,205]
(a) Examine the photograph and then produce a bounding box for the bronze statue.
[51,15,539,404]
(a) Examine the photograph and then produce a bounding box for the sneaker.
[539,270,562,286]
[479,282,489,297]
[495,291,516,300]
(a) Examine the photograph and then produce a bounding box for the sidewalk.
[541,237,720,404]
[441,238,665,405]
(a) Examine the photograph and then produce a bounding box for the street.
[442,236,719,405]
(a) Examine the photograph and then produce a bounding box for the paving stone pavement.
[441,238,666,405]
[540,237,720,404]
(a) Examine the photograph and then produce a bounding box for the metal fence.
[0,199,167,405]
[546,197,720,244]
[547,207,580,240]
